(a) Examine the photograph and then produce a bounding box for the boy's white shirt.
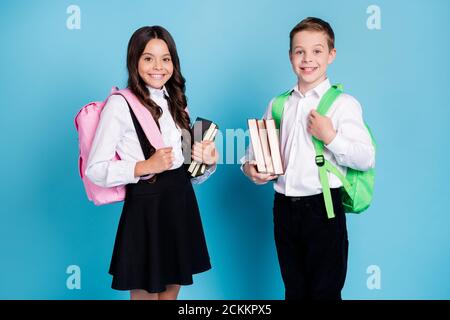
[240,78,375,197]
[86,86,216,188]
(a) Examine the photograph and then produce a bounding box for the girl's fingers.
[192,151,203,159]
[192,155,202,163]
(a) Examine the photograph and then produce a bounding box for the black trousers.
[273,189,349,300]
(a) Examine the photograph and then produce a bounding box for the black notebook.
[188,117,218,177]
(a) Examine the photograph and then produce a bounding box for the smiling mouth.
[149,74,165,79]
[300,67,318,72]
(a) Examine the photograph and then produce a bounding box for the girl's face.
[138,38,174,89]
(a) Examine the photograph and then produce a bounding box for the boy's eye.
[296,50,303,55]
[314,50,322,54]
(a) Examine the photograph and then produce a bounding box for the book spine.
[248,119,267,173]
[190,124,218,177]
[258,120,274,174]
[265,119,284,175]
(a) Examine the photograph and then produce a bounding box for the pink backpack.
[75,87,165,205]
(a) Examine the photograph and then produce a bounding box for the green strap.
[312,84,344,219]
[316,84,343,115]
[271,90,292,129]
[312,137,336,219]
[324,161,352,194]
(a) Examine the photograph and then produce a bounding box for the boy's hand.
[307,109,337,145]
[192,141,219,165]
[243,161,278,185]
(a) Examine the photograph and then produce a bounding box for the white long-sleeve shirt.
[240,78,375,197]
[86,85,216,187]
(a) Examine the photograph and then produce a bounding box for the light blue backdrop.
[1,0,449,299]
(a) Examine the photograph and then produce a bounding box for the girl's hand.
[243,161,278,185]
[135,147,174,177]
[192,141,219,166]
[307,109,337,145]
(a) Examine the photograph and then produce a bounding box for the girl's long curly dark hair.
[126,26,190,131]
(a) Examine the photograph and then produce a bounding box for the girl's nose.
[153,60,163,70]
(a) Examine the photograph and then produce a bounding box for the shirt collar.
[292,78,331,99]
[147,85,169,99]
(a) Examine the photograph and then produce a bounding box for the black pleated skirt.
[108,166,211,293]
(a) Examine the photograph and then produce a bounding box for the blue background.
[1,0,449,299]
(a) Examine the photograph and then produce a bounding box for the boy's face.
[289,30,336,90]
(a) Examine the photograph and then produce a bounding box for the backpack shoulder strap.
[271,89,293,129]
[113,88,166,150]
[315,84,343,116]
[312,84,343,153]
[312,84,344,219]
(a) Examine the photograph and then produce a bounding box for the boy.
[241,17,375,300]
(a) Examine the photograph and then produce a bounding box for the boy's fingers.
[255,172,271,180]
[260,173,278,181]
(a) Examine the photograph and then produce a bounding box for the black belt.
[276,188,341,202]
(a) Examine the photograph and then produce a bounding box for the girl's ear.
[328,48,336,64]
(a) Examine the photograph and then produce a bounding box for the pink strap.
[112,88,166,150]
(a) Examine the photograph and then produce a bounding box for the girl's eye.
[144,57,152,62]
[163,58,171,62]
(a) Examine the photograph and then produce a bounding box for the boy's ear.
[289,50,293,63]
[328,48,337,64]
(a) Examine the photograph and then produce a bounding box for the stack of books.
[247,119,284,175]
[188,117,218,177]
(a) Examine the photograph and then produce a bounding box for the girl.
[86,26,218,300]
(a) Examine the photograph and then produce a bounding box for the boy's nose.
[302,53,312,63]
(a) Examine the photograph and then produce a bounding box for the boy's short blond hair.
[289,17,335,52]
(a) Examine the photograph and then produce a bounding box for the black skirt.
[108,166,211,293]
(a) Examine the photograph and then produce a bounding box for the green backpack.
[272,84,376,219]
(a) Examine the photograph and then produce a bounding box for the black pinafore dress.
[108,106,211,293]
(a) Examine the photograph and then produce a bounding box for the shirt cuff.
[139,173,156,181]
[325,132,348,156]
[126,161,140,184]
[190,163,216,184]
[205,163,217,175]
